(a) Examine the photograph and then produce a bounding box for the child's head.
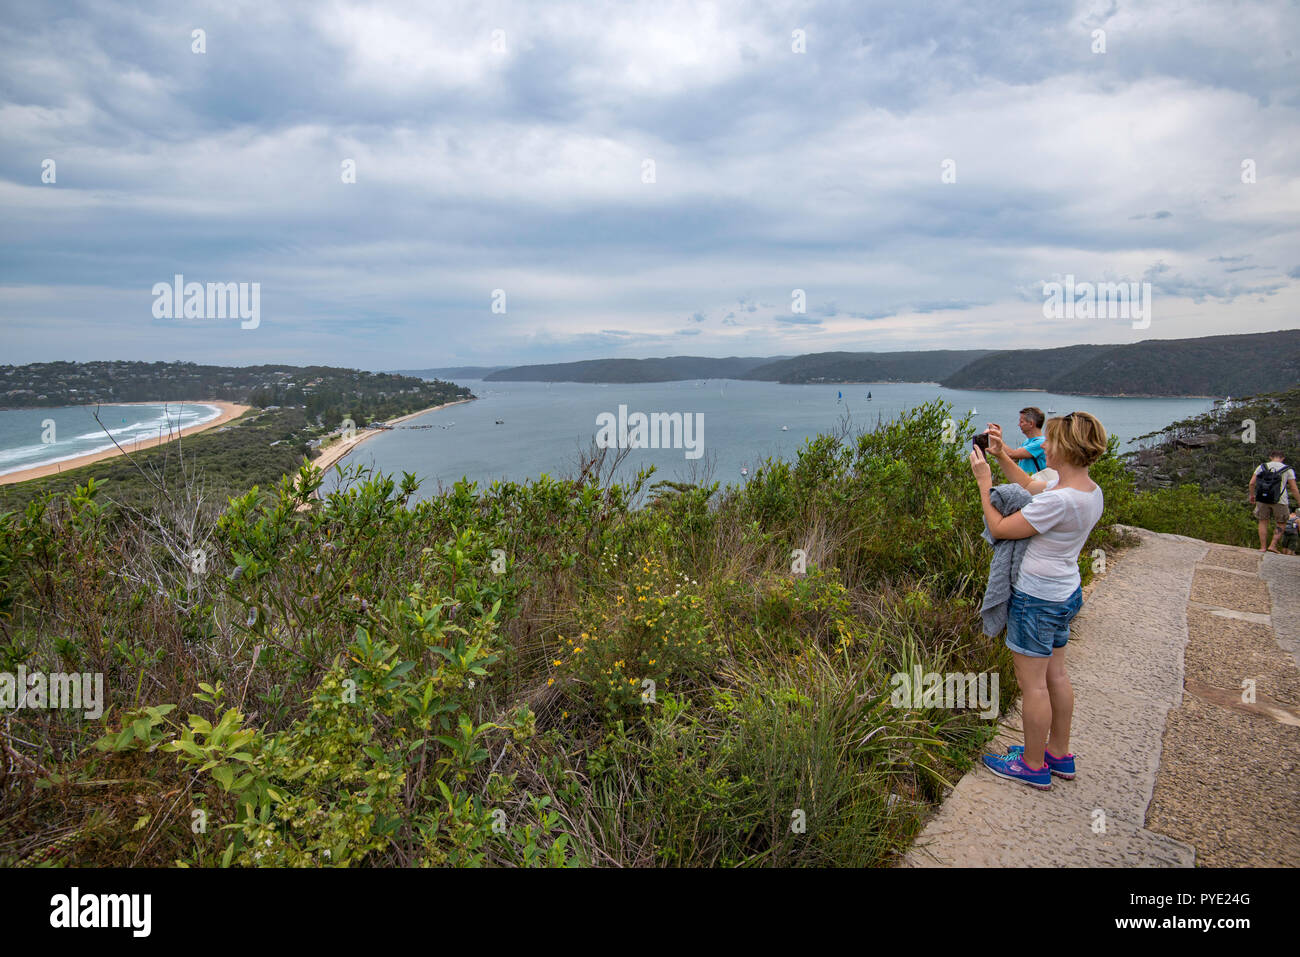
[1043,412,1107,469]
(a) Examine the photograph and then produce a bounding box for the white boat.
[781,425,788,431]
[740,466,749,476]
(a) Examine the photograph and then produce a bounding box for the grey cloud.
[1,1,1297,366]
[912,300,985,314]
[1143,263,1286,303]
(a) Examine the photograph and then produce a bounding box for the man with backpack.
[1248,451,1300,552]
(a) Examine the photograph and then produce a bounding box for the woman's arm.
[970,446,1040,540]
[986,425,1048,494]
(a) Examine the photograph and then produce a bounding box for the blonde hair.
[1044,412,1107,468]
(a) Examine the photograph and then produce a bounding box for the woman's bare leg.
[1045,645,1074,756]
[1012,651,1052,768]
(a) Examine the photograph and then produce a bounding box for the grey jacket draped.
[980,483,1034,637]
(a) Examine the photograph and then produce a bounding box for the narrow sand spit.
[308,397,474,475]
[0,400,250,486]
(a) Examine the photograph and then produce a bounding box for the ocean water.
[327,379,1215,503]
[0,403,223,477]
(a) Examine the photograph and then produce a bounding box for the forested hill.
[1,361,467,422]
[484,356,780,382]
[938,344,1111,391]
[741,350,993,384]
[942,330,1300,396]
[470,330,1300,396]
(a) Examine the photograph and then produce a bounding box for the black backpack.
[1256,464,1285,504]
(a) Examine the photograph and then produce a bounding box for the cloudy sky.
[2,0,1298,370]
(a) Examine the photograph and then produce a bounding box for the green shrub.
[4,394,1250,868]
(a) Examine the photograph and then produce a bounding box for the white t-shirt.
[1014,475,1105,602]
[1254,461,1295,507]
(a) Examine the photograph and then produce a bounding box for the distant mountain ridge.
[942,331,1300,396]
[467,330,1300,397]
[484,356,782,383]
[395,366,511,379]
[741,350,994,384]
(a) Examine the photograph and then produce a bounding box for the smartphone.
[972,432,990,452]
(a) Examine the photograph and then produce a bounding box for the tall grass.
[0,398,1245,866]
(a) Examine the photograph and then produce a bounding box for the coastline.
[310,397,474,474]
[0,400,251,486]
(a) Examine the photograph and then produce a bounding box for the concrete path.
[902,526,1300,867]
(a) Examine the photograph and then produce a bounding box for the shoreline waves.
[0,400,250,486]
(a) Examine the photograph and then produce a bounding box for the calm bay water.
[328,379,1214,503]
[0,403,222,477]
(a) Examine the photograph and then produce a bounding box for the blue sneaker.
[1008,745,1076,779]
[982,751,1052,790]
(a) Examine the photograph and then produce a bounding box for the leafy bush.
[0,396,1230,867]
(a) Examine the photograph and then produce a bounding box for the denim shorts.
[1005,586,1083,658]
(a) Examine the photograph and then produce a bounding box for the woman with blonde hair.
[969,411,1109,790]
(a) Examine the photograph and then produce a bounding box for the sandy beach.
[0,400,251,486]
[309,397,473,474]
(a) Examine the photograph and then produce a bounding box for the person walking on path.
[1281,511,1299,555]
[968,412,1108,791]
[1248,451,1300,553]
[1004,407,1048,475]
